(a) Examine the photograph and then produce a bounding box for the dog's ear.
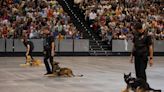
[129,72,131,76]
[54,62,59,65]
[124,73,126,77]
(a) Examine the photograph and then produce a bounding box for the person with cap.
[130,22,153,82]
[43,27,55,75]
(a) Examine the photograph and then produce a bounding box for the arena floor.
[0,56,163,92]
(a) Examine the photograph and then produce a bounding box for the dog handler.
[43,27,55,75]
[130,22,153,82]
[21,37,34,65]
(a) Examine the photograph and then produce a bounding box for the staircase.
[56,0,112,55]
[57,0,89,38]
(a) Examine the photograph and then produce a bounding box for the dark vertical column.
[4,38,6,52]
[13,39,14,52]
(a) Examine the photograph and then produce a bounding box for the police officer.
[43,28,55,75]
[21,37,34,65]
[130,22,153,82]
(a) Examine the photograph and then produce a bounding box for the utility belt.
[43,45,51,55]
[43,50,51,56]
[132,46,148,56]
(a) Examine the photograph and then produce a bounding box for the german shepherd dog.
[31,59,42,66]
[52,62,83,77]
[20,56,43,67]
[122,73,161,92]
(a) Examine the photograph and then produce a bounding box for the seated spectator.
[2,24,8,38]
[119,32,126,40]
[57,33,64,41]
[82,0,163,40]
[0,0,163,41]
[0,0,81,40]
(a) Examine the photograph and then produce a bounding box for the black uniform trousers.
[134,55,148,82]
[26,49,34,63]
[44,51,53,73]
[28,50,34,60]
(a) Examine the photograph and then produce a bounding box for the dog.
[26,55,31,64]
[20,56,43,67]
[122,72,161,92]
[31,59,43,66]
[52,62,83,77]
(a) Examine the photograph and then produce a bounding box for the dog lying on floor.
[122,72,161,92]
[52,62,83,77]
[20,56,43,67]
[31,59,43,66]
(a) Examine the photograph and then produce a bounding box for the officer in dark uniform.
[130,22,153,82]
[43,28,55,75]
[21,38,34,64]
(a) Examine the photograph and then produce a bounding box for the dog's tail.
[146,82,161,92]
[73,74,83,77]
[148,87,161,92]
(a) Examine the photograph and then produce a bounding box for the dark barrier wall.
[74,39,89,52]
[14,39,43,52]
[59,39,73,52]
[112,40,164,52]
[6,39,13,52]
[154,40,164,52]
[2,39,89,52]
[55,39,89,52]
[0,39,5,52]
[1,39,163,53]
[55,39,59,52]
[31,39,43,52]
[112,40,133,52]
[14,39,26,52]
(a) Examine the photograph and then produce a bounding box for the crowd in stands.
[80,0,163,41]
[0,0,83,39]
[0,0,163,41]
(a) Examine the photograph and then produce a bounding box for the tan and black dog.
[20,56,43,67]
[52,62,83,77]
[122,73,161,92]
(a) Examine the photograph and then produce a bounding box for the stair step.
[89,51,112,56]
[57,0,111,51]
[91,48,102,50]
[90,43,99,45]
[103,48,110,50]
[101,45,109,47]
[90,45,100,48]
[57,0,89,39]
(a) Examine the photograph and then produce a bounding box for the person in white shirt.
[89,10,97,26]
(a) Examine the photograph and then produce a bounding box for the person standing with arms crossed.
[43,27,55,75]
[130,22,153,83]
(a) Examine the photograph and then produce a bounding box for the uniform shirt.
[43,35,54,51]
[23,41,34,52]
[132,32,153,56]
